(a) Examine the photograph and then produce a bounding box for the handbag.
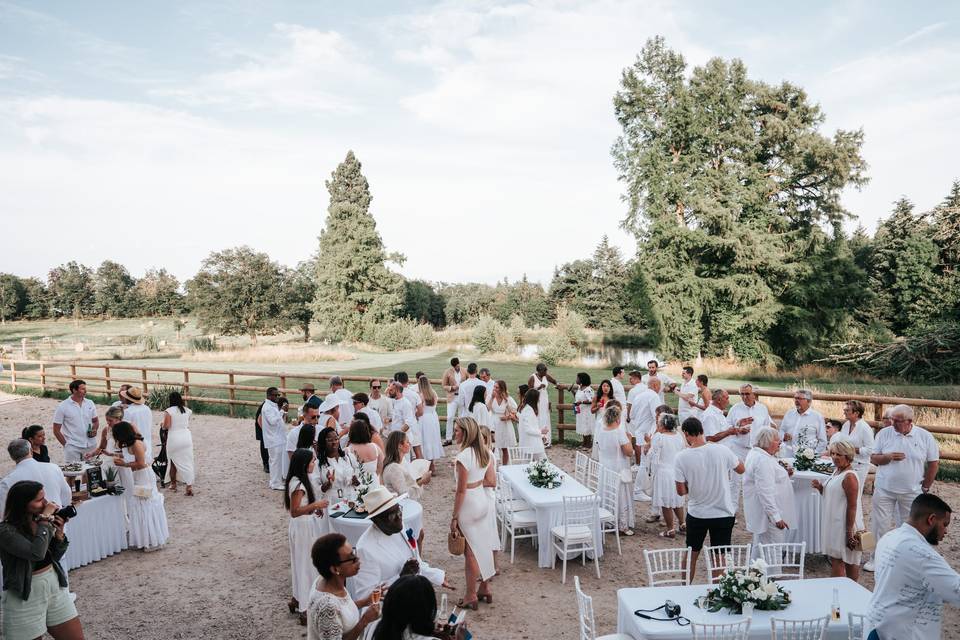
[447,528,466,556]
[852,529,876,552]
[619,467,633,484]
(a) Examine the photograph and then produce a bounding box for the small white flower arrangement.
[793,434,833,473]
[699,558,791,614]
[526,458,562,489]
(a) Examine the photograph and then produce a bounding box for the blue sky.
[2,1,958,285]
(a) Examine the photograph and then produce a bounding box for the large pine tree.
[312,151,404,340]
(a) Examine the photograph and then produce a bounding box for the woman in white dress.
[347,421,384,488]
[812,439,863,582]
[527,363,556,448]
[595,404,636,536]
[836,400,875,492]
[478,425,501,562]
[488,380,518,466]
[307,533,380,640]
[94,406,134,495]
[572,373,595,451]
[517,388,546,460]
[450,417,496,609]
[382,431,431,503]
[416,376,444,465]
[468,386,492,437]
[286,448,330,624]
[744,427,797,549]
[590,380,614,459]
[647,413,686,538]
[314,426,359,511]
[110,421,169,550]
[161,391,195,496]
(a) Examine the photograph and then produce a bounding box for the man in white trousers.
[260,386,287,490]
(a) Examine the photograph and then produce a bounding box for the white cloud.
[895,21,948,47]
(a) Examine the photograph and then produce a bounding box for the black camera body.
[55,505,77,520]
[664,600,681,618]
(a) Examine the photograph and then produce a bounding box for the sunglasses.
[371,385,381,389]
[334,554,359,565]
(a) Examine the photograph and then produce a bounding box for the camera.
[55,505,77,520]
[664,600,681,618]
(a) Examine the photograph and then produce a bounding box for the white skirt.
[165,429,196,485]
[289,514,324,612]
[419,410,444,460]
[127,488,170,549]
[493,419,517,450]
[651,464,684,509]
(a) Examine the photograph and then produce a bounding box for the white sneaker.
[863,560,875,572]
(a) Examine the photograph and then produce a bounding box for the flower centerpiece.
[350,455,376,512]
[793,434,833,474]
[699,559,791,614]
[527,458,562,489]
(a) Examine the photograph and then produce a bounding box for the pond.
[517,343,662,368]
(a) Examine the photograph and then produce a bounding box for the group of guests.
[0,378,193,639]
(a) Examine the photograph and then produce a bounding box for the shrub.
[537,332,577,365]
[508,314,526,348]
[554,307,588,348]
[139,334,160,352]
[364,319,435,351]
[147,384,207,411]
[473,315,510,353]
[189,336,218,352]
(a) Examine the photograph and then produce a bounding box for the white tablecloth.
[62,495,128,571]
[499,464,603,568]
[617,577,871,639]
[329,498,423,547]
[789,469,832,553]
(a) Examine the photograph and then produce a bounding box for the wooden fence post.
[280,376,287,395]
[104,366,112,399]
[39,363,46,393]
[141,368,148,395]
[873,403,883,429]
[228,373,236,417]
[70,364,77,382]
[183,370,190,397]
[557,386,565,445]
[10,361,16,393]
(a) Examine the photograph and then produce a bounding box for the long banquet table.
[62,494,128,571]
[499,463,603,568]
[617,577,871,639]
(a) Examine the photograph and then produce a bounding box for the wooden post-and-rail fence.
[3,358,960,461]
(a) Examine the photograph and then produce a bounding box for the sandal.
[477,592,493,603]
[678,523,687,533]
[167,484,178,492]
[287,597,298,614]
[659,529,676,539]
[621,529,635,537]
[644,515,661,523]
[457,598,479,610]
[298,612,307,626]
[185,487,194,496]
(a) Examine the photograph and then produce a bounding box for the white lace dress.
[490,396,518,450]
[308,584,360,640]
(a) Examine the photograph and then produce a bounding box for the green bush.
[554,307,588,348]
[537,331,577,365]
[508,314,526,348]
[188,336,218,352]
[139,334,160,352]
[364,319,435,351]
[147,384,208,412]
[473,315,510,353]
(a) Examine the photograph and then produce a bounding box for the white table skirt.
[329,498,423,548]
[62,494,128,571]
[789,470,832,553]
[617,577,872,640]
[500,464,603,568]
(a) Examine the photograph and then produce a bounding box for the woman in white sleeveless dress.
[95,406,134,497]
[162,391,195,495]
[286,448,330,624]
[488,380,518,466]
[347,420,383,489]
[111,421,169,550]
[595,404,636,535]
[417,376,444,464]
[450,417,496,609]
[590,380,614,460]
[812,439,863,582]
[528,364,555,447]
[573,373,595,451]
[647,414,686,538]
[517,389,546,460]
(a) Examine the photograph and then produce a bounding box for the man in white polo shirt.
[52,379,99,462]
[674,366,699,425]
[610,366,627,406]
[329,376,355,428]
[778,389,827,456]
[722,384,772,506]
[700,389,731,441]
[865,403,939,572]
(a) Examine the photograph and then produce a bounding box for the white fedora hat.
[363,486,407,519]
[317,395,340,413]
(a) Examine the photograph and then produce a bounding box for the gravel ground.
[1,393,958,640]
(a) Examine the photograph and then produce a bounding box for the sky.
[1,1,958,286]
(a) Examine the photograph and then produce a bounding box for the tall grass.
[181,344,355,364]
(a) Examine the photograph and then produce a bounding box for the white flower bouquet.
[527,458,562,489]
[699,559,791,614]
[792,434,831,473]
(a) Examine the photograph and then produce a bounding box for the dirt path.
[1,395,958,639]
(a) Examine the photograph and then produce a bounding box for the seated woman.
[307,533,380,640]
[347,420,384,487]
[382,431,432,502]
[111,420,169,550]
[21,425,49,463]
[0,480,84,640]
[367,574,468,640]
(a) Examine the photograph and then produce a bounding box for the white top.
[470,403,493,430]
[779,407,827,454]
[610,377,626,405]
[676,379,699,423]
[674,443,739,518]
[873,425,939,493]
[626,385,644,425]
[699,405,726,439]
[641,372,673,403]
[352,525,444,600]
[629,388,660,437]
[402,387,422,412]
[0,458,72,515]
[389,396,417,434]
[124,403,154,453]
[52,396,97,449]
[517,405,545,455]
[163,406,191,432]
[361,406,384,433]
[725,401,772,460]
[365,396,389,423]
[595,424,631,472]
[308,588,360,640]
[333,388,355,426]
[260,400,287,449]
[866,523,960,640]
[457,377,484,414]
[649,431,685,470]
[742,447,796,534]
[833,418,875,466]
[286,423,318,453]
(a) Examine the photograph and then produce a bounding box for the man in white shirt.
[284,404,320,480]
[329,377,355,427]
[478,368,495,402]
[610,367,627,406]
[700,389,730,440]
[866,494,960,640]
[640,360,674,404]
[52,379,99,462]
[260,387,288,490]
[674,366,699,424]
[396,372,423,418]
[628,376,661,468]
[723,384,773,505]
[352,393,384,433]
[778,389,827,456]
[120,387,153,455]
[441,358,462,445]
[866,404,940,572]
[674,417,744,583]
[365,379,389,425]
[386,382,417,436]
[0,439,72,515]
[457,363,483,417]
[352,487,445,600]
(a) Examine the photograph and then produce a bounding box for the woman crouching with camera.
[0,480,84,639]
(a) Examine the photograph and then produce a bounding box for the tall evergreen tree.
[312,151,404,340]
[613,37,867,361]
